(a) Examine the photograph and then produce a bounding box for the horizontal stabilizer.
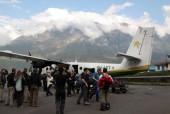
[116,52,141,61]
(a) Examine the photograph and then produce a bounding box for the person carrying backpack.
[98,68,113,111]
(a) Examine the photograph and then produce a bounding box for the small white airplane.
[68,27,155,76]
[0,27,154,76]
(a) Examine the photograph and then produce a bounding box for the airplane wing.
[116,52,141,61]
[0,50,69,68]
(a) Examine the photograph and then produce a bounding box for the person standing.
[89,68,101,102]
[53,67,69,114]
[87,69,95,101]
[42,73,47,92]
[98,68,113,111]
[66,67,72,97]
[0,69,7,102]
[14,70,25,108]
[5,68,16,107]
[29,68,42,107]
[46,72,53,96]
[22,68,30,103]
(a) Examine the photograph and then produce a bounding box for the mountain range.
[0,27,170,70]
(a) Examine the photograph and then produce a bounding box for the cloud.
[162,5,170,16]
[0,16,26,43]
[103,2,134,15]
[0,0,20,9]
[0,0,20,4]
[154,5,170,37]
[0,3,170,46]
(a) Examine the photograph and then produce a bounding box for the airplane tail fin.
[119,27,155,70]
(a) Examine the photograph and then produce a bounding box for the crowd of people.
[0,66,114,114]
[0,68,42,108]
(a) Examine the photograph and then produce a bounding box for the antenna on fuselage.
[28,52,31,56]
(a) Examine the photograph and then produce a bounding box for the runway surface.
[0,85,170,114]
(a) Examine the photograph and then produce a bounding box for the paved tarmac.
[0,85,170,114]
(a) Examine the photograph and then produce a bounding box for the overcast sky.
[0,0,170,46]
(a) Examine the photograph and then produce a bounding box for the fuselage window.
[80,67,82,70]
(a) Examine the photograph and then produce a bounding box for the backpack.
[75,74,83,87]
[101,74,112,90]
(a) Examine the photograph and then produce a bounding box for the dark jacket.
[81,72,89,85]
[54,73,67,90]
[30,72,41,87]
[7,73,15,87]
[22,72,30,86]
[0,73,6,85]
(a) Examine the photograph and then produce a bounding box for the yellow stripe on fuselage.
[108,65,150,73]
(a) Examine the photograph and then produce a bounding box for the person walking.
[53,67,69,114]
[77,68,90,105]
[98,68,113,111]
[46,72,53,96]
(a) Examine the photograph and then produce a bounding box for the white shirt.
[15,76,22,91]
[46,76,53,87]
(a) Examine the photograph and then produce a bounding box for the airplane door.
[72,65,78,74]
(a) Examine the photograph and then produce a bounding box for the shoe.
[20,106,23,108]
[60,111,64,114]
[10,104,15,107]
[0,100,4,103]
[33,105,39,107]
[17,105,23,108]
[84,102,90,105]
[96,100,100,102]
[77,102,80,104]
[67,95,71,97]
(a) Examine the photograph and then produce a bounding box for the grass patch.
[132,71,170,76]
[128,82,170,86]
